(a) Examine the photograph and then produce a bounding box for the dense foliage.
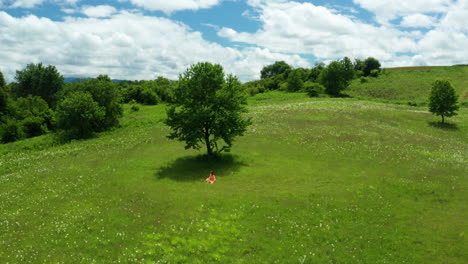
[55,91,105,139]
[260,61,292,79]
[318,58,355,96]
[13,63,64,107]
[429,79,459,123]
[166,62,251,155]
[61,76,123,131]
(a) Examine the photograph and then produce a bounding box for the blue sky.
[0,0,467,81]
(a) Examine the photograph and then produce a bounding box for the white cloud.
[0,11,308,82]
[400,14,437,28]
[2,0,80,8]
[353,0,452,25]
[81,5,117,18]
[219,0,418,60]
[11,0,44,8]
[126,0,221,13]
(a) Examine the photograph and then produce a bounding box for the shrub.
[0,118,24,143]
[370,69,380,77]
[61,78,123,131]
[21,116,48,137]
[360,76,369,83]
[14,95,54,130]
[55,91,105,139]
[304,82,325,97]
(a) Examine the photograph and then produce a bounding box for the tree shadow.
[155,153,247,182]
[428,121,459,131]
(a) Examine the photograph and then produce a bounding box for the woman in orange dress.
[205,171,216,184]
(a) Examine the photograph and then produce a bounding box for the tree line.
[0,59,460,153]
[244,57,382,97]
[0,63,177,143]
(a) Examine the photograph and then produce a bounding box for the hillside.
[347,66,468,105]
[0,92,467,263]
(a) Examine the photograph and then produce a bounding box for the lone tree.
[165,62,251,156]
[429,79,459,124]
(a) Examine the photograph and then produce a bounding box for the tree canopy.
[362,57,381,77]
[318,58,354,96]
[429,79,459,123]
[165,62,251,156]
[261,61,292,79]
[13,63,64,107]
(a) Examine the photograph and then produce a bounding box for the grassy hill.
[1,92,467,263]
[347,66,468,106]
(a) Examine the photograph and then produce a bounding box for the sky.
[0,0,467,82]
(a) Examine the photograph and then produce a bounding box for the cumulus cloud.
[0,11,308,82]
[219,0,418,61]
[352,0,452,25]
[81,5,117,18]
[400,14,437,28]
[219,0,468,68]
[125,0,221,13]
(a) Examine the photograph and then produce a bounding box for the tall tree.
[14,63,64,107]
[261,61,292,79]
[429,79,459,124]
[165,62,251,156]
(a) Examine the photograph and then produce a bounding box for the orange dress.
[205,173,216,184]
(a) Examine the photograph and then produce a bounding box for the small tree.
[165,62,251,156]
[429,79,459,124]
[362,57,381,77]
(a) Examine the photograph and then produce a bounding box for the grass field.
[347,66,468,106]
[1,92,467,263]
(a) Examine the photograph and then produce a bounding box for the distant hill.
[347,66,468,106]
[64,77,126,83]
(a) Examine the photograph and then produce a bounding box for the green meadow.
[1,92,467,263]
[347,66,468,106]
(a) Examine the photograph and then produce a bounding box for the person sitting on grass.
[205,171,216,184]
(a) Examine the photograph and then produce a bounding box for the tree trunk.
[441,114,445,124]
[204,129,212,156]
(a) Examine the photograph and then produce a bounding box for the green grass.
[1,93,467,263]
[347,66,468,106]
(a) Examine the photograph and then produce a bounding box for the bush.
[21,116,48,137]
[129,100,140,112]
[304,82,325,97]
[360,76,369,83]
[0,119,24,143]
[14,95,54,130]
[61,78,123,131]
[370,69,380,77]
[123,85,160,105]
[55,91,105,139]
